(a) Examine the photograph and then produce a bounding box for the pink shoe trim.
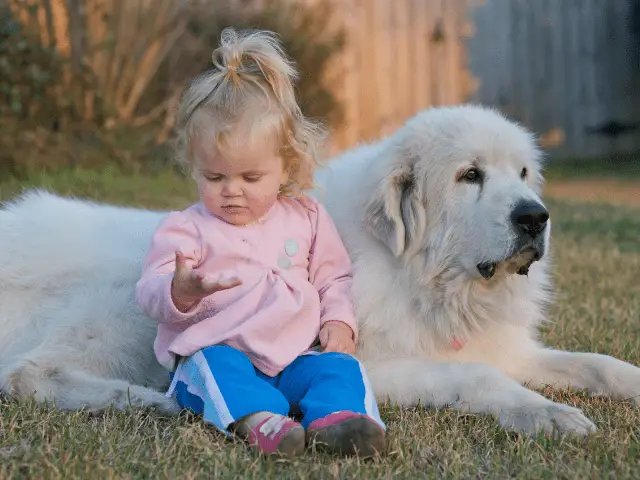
[246,416,303,454]
[308,411,376,431]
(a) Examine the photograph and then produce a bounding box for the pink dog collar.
[450,337,466,351]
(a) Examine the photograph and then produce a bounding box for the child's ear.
[280,167,289,186]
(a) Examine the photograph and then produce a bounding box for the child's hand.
[171,250,242,312]
[319,321,356,354]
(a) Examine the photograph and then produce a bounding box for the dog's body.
[2,105,640,436]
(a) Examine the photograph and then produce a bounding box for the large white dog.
[2,105,640,437]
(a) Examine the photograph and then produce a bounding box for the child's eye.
[244,175,262,183]
[204,175,222,182]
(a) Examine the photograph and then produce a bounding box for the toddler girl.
[135,28,385,457]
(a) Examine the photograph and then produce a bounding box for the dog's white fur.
[2,105,640,436]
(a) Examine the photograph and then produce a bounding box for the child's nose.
[221,179,242,196]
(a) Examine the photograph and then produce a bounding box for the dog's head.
[364,105,548,282]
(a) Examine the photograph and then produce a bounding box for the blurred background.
[0,0,639,204]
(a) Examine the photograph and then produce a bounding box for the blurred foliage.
[0,7,66,127]
[0,2,98,129]
[0,0,344,178]
[0,117,175,180]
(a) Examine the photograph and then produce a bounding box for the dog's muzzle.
[477,199,549,280]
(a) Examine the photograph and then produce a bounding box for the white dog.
[2,105,640,437]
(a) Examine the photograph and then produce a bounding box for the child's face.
[192,126,288,226]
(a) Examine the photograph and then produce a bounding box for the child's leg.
[170,345,305,456]
[278,352,384,429]
[277,352,386,456]
[171,345,289,433]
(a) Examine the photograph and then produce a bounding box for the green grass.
[0,168,197,210]
[1,170,640,478]
[544,152,640,181]
[547,199,640,254]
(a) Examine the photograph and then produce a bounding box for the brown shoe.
[306,411,386,457]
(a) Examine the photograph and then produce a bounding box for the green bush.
[0,9,64,127]
[0,3,101,131]
[0,0,344,178]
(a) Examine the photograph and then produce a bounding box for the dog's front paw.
[499,401,596,438]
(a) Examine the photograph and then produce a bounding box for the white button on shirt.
[285,239,299,256]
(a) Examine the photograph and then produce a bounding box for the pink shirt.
[135,195,357,376]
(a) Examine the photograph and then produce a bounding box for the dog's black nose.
[511,201,549,238]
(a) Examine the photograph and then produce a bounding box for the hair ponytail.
[175,27,326,195]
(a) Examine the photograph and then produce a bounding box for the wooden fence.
[467,0,640,158]
[322,0,640,157]
[326,0,640,157]
[321,0,475,153]
[10,0,639,158]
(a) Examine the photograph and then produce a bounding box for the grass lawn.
[1,169,640,478]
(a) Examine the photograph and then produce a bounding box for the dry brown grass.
[544,179,640,207]
[1,171,640,479]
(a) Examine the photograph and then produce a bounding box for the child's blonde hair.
[175,27,326,196]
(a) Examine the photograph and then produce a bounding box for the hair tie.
[226,59,240,86]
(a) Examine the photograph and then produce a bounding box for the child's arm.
[135,212,206,323]
[307,202,358,343]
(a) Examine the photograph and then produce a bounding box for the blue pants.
[166,345,385,434]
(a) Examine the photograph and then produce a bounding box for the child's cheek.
[199,182,218,200]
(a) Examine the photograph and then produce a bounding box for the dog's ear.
[364,164,426,257]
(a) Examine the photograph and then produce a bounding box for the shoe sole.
[307,417,386,458]
[275,425,306,457]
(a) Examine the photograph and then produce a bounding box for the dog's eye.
[520,167,528,179]
[462,168,481,183]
